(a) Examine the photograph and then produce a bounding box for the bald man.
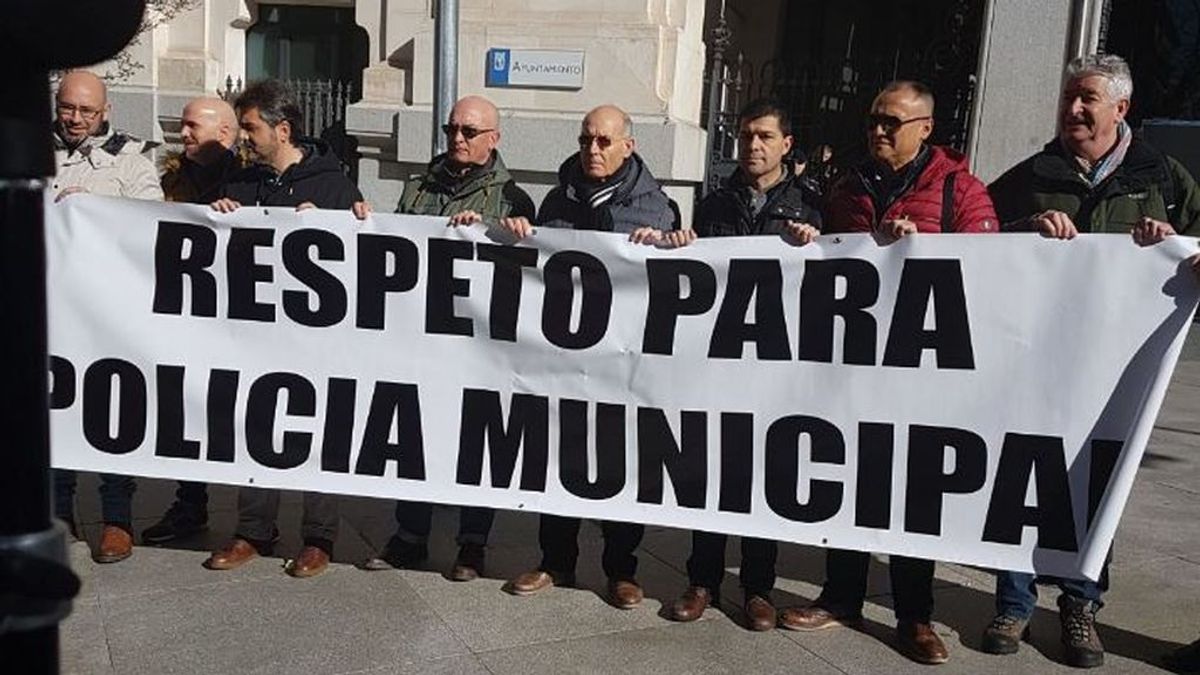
[51,72,162,564]
[357,94,533,582]
[503,105,678,610]
[500,104,677,242]
[160,97,243,203]
[384,95,534,222]
[51,70,162,201]
[141,97,243,546]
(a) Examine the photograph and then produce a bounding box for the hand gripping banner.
[45,195,1200,580]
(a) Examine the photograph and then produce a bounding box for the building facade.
[92,0,1122,223]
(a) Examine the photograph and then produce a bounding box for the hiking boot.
[981,614,1030,655]
[142,501,207,544]
[1059,596,1104,668]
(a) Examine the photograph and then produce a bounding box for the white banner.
[46,195,1199,580]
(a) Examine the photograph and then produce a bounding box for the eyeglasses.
[578,134,624,150]
[866,114,932,134]
[56,103,104,120]
[441,124,494,140]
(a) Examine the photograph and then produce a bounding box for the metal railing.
[219,76,355,140]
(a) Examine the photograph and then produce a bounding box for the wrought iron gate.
[219,76,358,177]
[702,0,986,193]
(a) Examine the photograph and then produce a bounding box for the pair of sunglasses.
[578,134,624,149]
[441,124,495,140]
[866,114,932,133]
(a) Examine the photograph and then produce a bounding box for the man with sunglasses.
[777,80,997,667]
[358,95,534,582]
[501,104,678,609]
[663,97,820,631]
[50,70,163,566]
[393,95,535,224]
[51,70,162,202]
[984,54,1200,670]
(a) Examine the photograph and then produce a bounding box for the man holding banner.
[501,104,677,609]
[984,54,1200,669]
[143,96,244,546]
[203,79,362,579]
[664,97,822,631]
[777,80,997,666]
[51,70,163,565]
[358,95,536,582]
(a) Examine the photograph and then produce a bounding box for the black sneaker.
[981,614,1030,655]
[1059,595,1104,668]
[142,502,208,544]
[450,543,485,581]
[360,539,428,571]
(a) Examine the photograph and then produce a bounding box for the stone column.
[967,0,1074,182]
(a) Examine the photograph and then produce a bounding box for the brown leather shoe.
[509,569,569,596]
[608,578,644,609]
[778,604,862,632]
[205,538,259,570]
[287,545,330,578]
[449,543,485,582]
[744,595,777,632]
[897,621,950,665]
[94,525,133,564]
[670,586,712,622]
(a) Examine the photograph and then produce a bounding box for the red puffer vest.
[824,145,998,234]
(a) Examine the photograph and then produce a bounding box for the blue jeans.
[995,565,1109,619]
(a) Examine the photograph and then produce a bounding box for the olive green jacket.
[989,138,1200,234]
[396,151,536,221]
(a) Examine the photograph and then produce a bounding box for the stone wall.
[350,0,708,225]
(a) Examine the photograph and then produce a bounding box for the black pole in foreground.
[0,2,146,672]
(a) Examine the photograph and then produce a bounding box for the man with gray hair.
[984,53,1200,668]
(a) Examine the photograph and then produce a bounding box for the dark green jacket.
[989,138,1200,234]
[396,150,536,221]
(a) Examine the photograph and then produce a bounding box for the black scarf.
[567,156,634,209]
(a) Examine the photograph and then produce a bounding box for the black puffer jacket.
[221,138,362,209]
[695,168,822,237]
[538,153,678,233]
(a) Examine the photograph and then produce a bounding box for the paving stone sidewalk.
[58,337,1200,675]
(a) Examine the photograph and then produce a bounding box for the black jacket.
[538,153,678,233]
[695,168,822,237]
[221,138,362,209]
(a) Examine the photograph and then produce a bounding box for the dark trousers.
[53,470,135,527]
[235,488,338,553]
[391,500,495,547]
[819,549,935,623]
[538,514,643,580]
[687,531,777,599]
[175,481,208,509]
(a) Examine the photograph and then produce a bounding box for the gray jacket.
[537,153,678,233]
